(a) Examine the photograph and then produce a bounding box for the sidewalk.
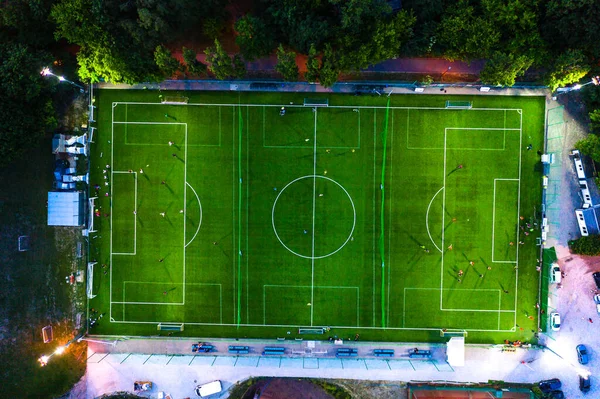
[85,337,588,398]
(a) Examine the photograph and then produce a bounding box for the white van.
[195,380,222,397]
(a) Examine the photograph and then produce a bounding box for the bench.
[262,346,285,356]
[336,348,358,357]
[228,345,250,354]
[192,344,215,353]
[408,349,432,359]
[373,349,395,358]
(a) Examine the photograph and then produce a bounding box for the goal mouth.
[440,329,468,337]
[157,323,184,331]
[445,101,472,109]
[161,96,189,105]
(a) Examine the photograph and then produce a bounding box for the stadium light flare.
[38,355,50,366]
[40,66,85,93]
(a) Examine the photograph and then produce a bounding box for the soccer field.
[89,90,545,343]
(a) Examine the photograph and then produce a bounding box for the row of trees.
[2,0,600,163]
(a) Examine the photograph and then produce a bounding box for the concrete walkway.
[85,336,593,398]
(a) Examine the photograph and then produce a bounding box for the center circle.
[272,175,356,259]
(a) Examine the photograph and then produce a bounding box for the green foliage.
[545,49,590,91]
[0,42,56,165]
[154,45,182,77]
[235,15,275,61]
[0,0,55,47]
[232,54,246,79]
[480,52,533,87]
[543,0,600,59]
[569,235,600,256]
[590,109,600,135]
[202,17,224,39]
[575,134,600,163]
[305,44,320,83]
[319,44,339,88]
[421,75,434,85]
[437,0,500,61]
[275,45,299,81]
[182,47,207,76]
[204,39,234,79]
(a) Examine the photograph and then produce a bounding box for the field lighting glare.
[38,355,50,366]
[577,368,591,378]
[54,346,66,355]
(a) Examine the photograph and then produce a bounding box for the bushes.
[569,235,600,256]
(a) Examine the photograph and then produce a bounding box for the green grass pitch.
[88,89,545,343]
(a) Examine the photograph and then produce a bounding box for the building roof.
[47,191,84,226]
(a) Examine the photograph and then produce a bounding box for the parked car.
[550,313,561,331]
[549,390,565,399]
[594,294,600,315]
[550,264,561,284]
[577,344,589,365]
[580,375,591,392]
[539,379,561,393]
[195,380,222,398]
[593,271,600,290]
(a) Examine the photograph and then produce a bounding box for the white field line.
[386,109,395,324]
[491,178,520,264]
[372,109,377,327]
[232,107,236,323]
[183,123,188,303]
[112,101,521,113]
[426,187,444,253]
[514,111,523,328]
[310,108,317,326]
[184,182,202,248]
[440,129,448,309]
[246,106,250,324]
[110,103,115,321]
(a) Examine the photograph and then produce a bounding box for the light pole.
[41,67,85,93]
[553,75,600,99]
[441,66,452,81]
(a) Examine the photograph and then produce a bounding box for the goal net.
[87,262,97,299]
[157,323,184,331]
[445,101,472,109]
[303,98,329,107]
[440,329,468,337]
[161,96,189,105]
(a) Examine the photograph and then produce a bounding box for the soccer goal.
[161,96,189,105]
[157,323,184,331]
[445,101,472,109]
[87,262,97,299]
[18,235,30,252]
[303,98,329,107]
[440,329,468,337]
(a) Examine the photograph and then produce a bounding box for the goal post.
[161,96,189,105]
[440,329,468,337]
[87,262,97,299]
[445,101,472,109]
[157,323,184,331]
[303,98,329,107]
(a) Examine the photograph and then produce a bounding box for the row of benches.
[196,344,431,359]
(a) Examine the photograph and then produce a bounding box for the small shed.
[446,337,465,367]
[47,191,85,226]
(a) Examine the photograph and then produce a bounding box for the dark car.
[549,391,565,399]
[539,379,562,393]
[580,375,591,392]
[577,344,589,364]
[593,272,600,290]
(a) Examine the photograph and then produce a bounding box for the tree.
[590,110,600,135]
[232,54,246,79]
[0,42,56,165]
[575,134,600,163]
[305,44,320,83]
[182,47,207,76]
[154,45,182,77]
[234,15,275,61]
[275,45,298,81]
[569,235,600,256]
[545,49,590,91]
[204,39,234,80]
[319,44,339,88]
[480,52,533,87]
[436,0,500,61]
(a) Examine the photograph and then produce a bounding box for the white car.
[550,264,561,284]
[594,294,600,315]
[550,312,561,331]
